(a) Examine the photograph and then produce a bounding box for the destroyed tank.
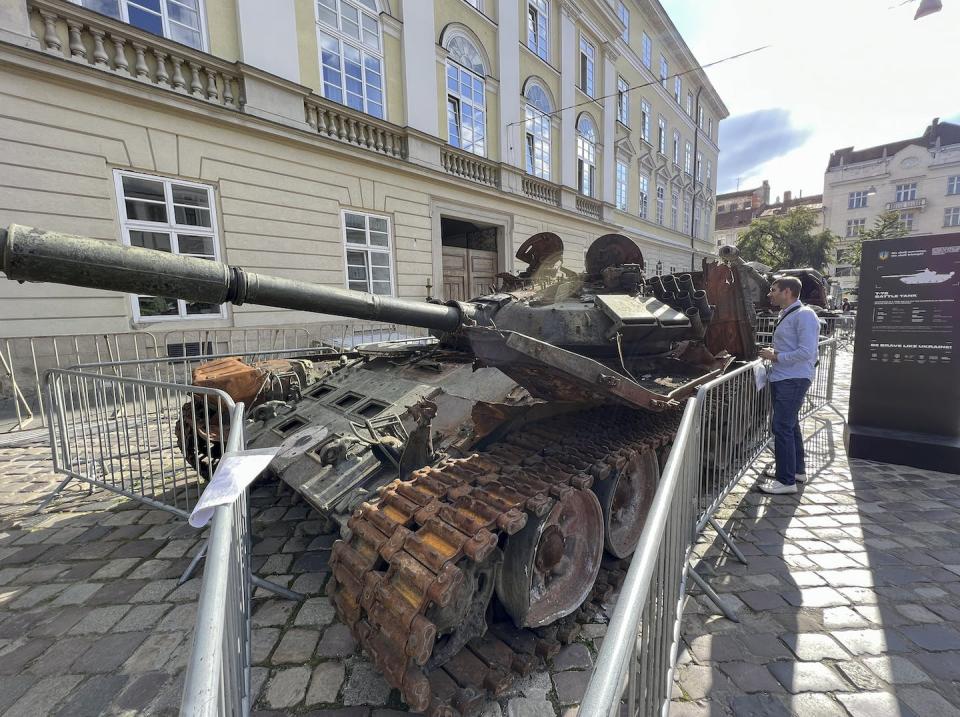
[1,224,759,716]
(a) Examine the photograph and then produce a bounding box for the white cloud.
[660,0,958,197]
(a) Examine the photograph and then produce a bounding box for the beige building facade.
[823,118,960,298]
[0,0,725,339]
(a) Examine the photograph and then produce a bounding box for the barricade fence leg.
[687,565,739,623]
[707,516,748,565]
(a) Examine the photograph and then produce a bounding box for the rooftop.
[827,118,960,170]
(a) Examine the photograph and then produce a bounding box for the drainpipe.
[689,85,703,270]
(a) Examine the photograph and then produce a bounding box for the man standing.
[757,277,821,495]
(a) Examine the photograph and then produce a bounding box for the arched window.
[445,33,487,156]
[524,82,552,179]
[576,114,597,197]
[316,0,384,118]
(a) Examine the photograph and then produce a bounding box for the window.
[617,77,629,125]
[846,218,865,237]
[657,116,666,154]
[76,0,205,49]
[616,161,628,211]
[115,170,222,321]
[673,130,680,165]
[638,174,649,219]
[683,194,691,233]
[718,204,725,213]
[686,91,693,117]
[949,176,960,196]
[343,211,394,295]
[895,182,917,202]
[671,190,679,229]
[848,190,868,209]
[617,2,629,42]
[836,249,844,263]
[579,36,595,97]
[641,32,652,68]
[317,0,384,118]
[659,55,668,89]
[684,141,692,174]
[524,83,552,179]
[945,207,960,227]
[445,36,486,156]
[576,114,597,197]
[693,202,701,239]
[707,117,713,141]
[527,0,549,61]
[674,76,681,104]
[697,106,703,128]
[640,99,651,143]
[695,151,702,182]
[706,160,712,186]
[656,185,665,225]
[898,211,915,231]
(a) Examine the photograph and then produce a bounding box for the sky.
[659,0,960,200]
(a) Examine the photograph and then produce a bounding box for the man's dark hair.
[771,276,803,298]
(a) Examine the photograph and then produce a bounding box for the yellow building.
[0,0,725,338]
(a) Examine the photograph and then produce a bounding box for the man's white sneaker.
[795,473,807,483]
[762,466,806,483]
[757,479,797,495]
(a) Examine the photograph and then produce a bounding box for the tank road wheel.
[497,487,603,627]
[591,447,660,559]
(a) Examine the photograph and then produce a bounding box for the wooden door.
[441,245,498,301]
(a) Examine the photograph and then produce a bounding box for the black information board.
[845,232,960,473]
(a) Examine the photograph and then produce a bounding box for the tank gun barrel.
[0,224,470,332]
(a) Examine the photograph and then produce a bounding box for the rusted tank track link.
[329,408,681,715]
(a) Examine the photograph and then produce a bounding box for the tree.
[735,206,837,273]
[842,211,907,267]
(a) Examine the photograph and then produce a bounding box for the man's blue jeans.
[770,378,811,485]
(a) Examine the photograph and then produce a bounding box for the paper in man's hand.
[189,448,279,528]
[754,362,767,392]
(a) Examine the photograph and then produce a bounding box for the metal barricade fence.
[1,332,159,432]
[181,402,252,717]
[44,367,235,517]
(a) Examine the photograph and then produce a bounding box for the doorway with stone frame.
[439,217,501,301]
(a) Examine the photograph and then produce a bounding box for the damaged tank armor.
[0,225,761,716]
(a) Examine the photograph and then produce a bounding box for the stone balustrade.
[304,96,407,159]
[28,0,242,109]
[521,175,562,206]
[440,148,501,189]
[576,195,603,220]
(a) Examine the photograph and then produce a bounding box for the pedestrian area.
[0,348,958,716]
[672,351,960,716]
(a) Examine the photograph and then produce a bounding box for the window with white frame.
[115,170,222,321]
[673,130,680,165]
[344,210,394,295]
[671,189,679,229]
[641,32,652,68]
[949,176,960,195]
[706,160,712,186]
[640,99,651,144]
[693,202,701,239]
[617,77,629,125]
[683,194,691,232]
[945,207,960,227]
[659,55,668,88]
[656,185,664,225]
[846,218,865,237]
[579,36,595,97]
[695,151,702,182]
[657,116,666,154]
[898,210,915,232]
[674,76,681,104]
[638,174,649,219]
[445,36,486,156]
[848,190,868,209]
[697,105,703,128]
[684,141,692,174]
[527,0,549,61]
[707,117,713,140]
[317,0,384,118]
[616,161,628,211]
[524,83,552,179]
[895,182,917,202]
[75,0,205,49]
[576,114,597,197]
[617,1,629,42]
[686,91,693,117]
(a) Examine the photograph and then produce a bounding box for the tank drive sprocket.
[328,407,680,716]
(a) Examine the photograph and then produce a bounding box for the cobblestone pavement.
[2,348,958,716]
[671,350,960,716]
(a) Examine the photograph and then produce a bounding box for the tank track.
[328,407,681,716]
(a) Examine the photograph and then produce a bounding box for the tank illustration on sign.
[1,224,762,716]
[884,268,956,285]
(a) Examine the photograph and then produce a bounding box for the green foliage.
[735,206,837,273]
[842,211,908,267]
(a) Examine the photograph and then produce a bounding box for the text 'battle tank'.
[1,224,760,716]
